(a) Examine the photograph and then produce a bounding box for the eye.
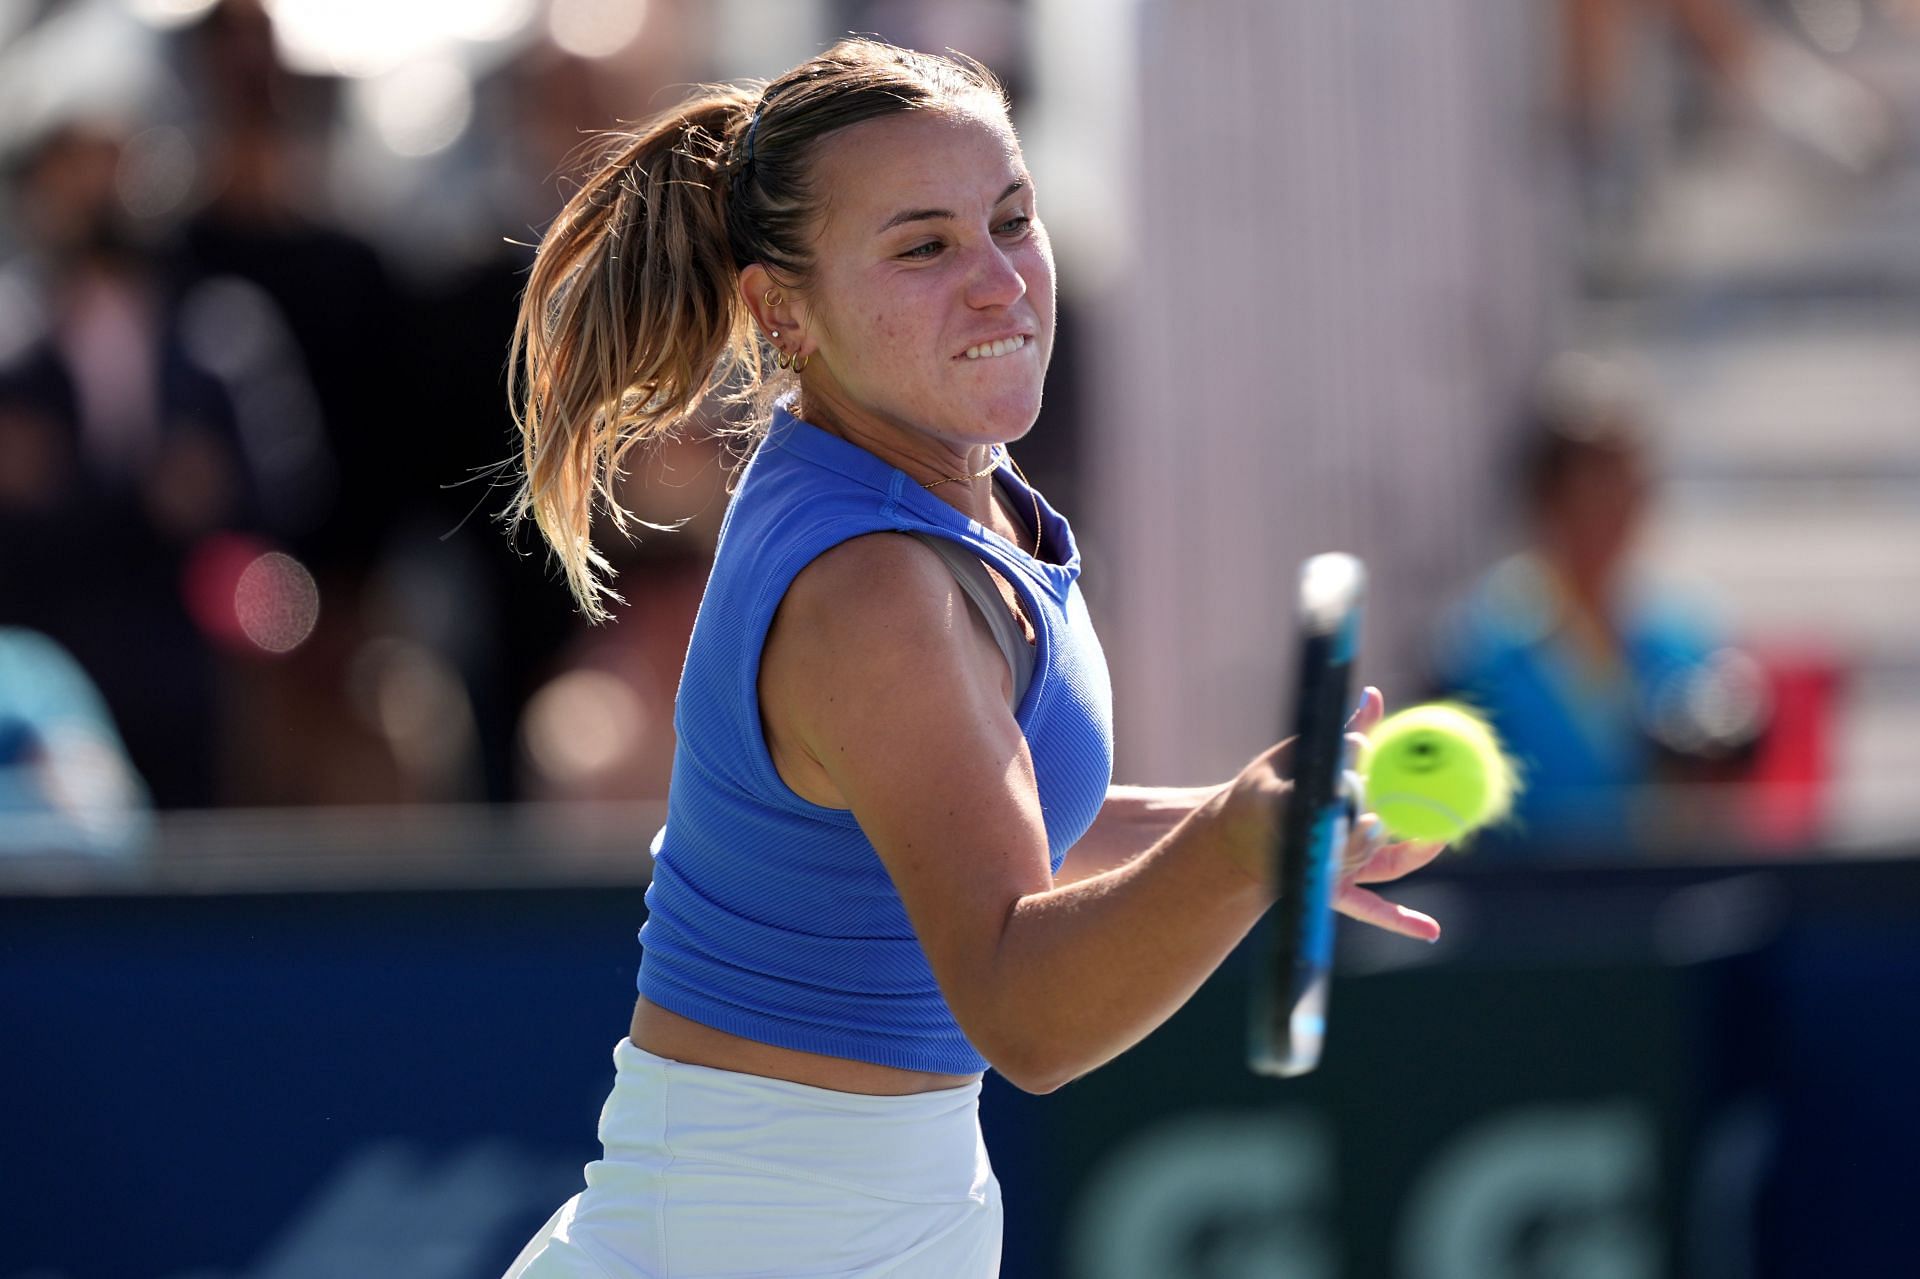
[900,240,944,260]
[995,214,1032,237]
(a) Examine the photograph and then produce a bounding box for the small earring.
[793,353,810,373]
[764,287,782,308]
[769,330,780,340]
[775,351,792,370]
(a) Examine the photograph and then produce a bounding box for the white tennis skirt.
[503,1040,1001,1279]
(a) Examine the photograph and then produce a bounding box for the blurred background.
[2,0,1918,1276]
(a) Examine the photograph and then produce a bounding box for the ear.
[739,264,804,352]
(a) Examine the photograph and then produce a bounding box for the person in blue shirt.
[0,626,151,856]
[501,38,1444,1278]
[1432,355,1769,859]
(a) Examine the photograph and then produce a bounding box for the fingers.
[1335,883,1442,942]
[1351,838,1448,884]
[1346,685,1383,734]
[1321,694,1443,945]
[1249,735,1296,776]
[1333,816,1446,941]
[1259,679,1380,781]
[1339,814,1445,883]
[1339,811,1387,876]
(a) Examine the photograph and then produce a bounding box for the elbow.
[1003,1068,1073,1096]
[981,1036,1082,1095]
[952,966,1095,1094]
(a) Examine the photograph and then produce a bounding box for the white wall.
[1080,0,1569,782]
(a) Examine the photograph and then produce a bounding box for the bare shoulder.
[768,531,999,707]
[779,532,967,647]
[760,532,1014,805]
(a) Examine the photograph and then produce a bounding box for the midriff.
[628,995,983,1096]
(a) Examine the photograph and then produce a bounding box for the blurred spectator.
[0,2,1072,813]
[174,0,405,569]
[0,626,151,855]
[158,0,506,806]
[0,117,260,808]
[1431,354,1772,858]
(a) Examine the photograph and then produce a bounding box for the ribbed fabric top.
[638,405,1115,1074]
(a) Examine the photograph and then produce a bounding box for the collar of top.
[764,403,1081,587]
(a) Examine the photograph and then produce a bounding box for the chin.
[963,405,1039,445]
[968,384,1047,440]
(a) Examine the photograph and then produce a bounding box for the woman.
[505,38,1442,1278]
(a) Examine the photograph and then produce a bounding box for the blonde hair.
[508,38,1007,620]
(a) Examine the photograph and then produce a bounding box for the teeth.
[964,335,1027,360]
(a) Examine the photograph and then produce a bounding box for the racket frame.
[1249,552,1366,1078]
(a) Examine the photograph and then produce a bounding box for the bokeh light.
[233,551,321,654]
[115,125,197,220]
[348,636,475,780]
[521,668,647,786]
[354,57,475,158]
[548,0,649,60]
[265,0,528,78]
[444,0,539,44]
[183,534,320,657]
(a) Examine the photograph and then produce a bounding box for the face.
[1552,445,1649,578]
[785,106,1055,457]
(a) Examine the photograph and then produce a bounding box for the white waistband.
[601,1040,989,1206]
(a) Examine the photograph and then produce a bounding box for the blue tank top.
[637,405,1115,1074]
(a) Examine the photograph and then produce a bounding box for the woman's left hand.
[1335,687,1446,942]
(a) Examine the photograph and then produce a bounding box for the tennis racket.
[1248,552,1366,1078]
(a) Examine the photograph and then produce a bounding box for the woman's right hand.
[1208,686,1445,941]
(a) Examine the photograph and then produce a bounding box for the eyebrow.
[877,180,1027,234]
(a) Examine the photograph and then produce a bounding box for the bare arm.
[1059,745,1443,937]
[761,536,1438,1095]
[1053,784,1219,885]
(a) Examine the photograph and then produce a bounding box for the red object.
[1743,644,1843,852]
[181,531,270,654]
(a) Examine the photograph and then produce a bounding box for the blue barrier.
[3,847,1916,1278]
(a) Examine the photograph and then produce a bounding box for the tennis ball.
[1358,704,1517,843]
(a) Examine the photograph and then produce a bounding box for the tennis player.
[502,38,1443,1278]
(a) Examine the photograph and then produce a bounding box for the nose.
[963,240,1026,311]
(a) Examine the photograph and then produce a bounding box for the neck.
[1536,545,1618,640]
[796,387,999,521]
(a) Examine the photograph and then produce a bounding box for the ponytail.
[508,89,759,621]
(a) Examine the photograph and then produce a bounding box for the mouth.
[958,333,1032,361]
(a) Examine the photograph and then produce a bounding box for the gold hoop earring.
[792,354,810,373]
[775,351,792,370]
[764,287,782,308]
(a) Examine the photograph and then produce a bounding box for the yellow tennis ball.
[1358,704,1517,843]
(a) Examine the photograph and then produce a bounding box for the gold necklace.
[920,450,1042,560]
[918,452,1000,489]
